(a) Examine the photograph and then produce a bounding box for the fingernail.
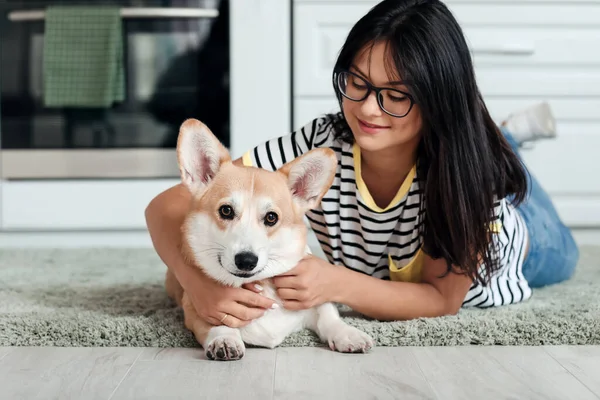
[254,284,263,291]
[271,303,279,309]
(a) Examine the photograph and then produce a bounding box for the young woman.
[145,0,579,327]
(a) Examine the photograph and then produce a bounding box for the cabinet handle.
[471,45,535,56]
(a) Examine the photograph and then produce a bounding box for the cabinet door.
[1,179,179,230]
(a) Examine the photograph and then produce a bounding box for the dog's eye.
[218,205,235,220]
[264,211,279,226]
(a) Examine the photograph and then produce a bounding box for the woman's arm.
[332,254,473,320]
[272,253,473,321]
[145,183,194,283]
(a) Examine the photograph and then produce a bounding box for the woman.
[145,0,579,327]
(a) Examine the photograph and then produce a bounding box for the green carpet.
[1,246,598,347]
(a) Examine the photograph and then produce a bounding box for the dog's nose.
[234,251,259,271]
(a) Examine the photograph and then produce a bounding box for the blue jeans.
[501,127,580,288]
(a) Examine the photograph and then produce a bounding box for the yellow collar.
[352,143,416,212]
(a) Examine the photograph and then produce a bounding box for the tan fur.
[165,118,373,360]
[165,269,213,344]
[172,235,217,346]
[165,269,183,307]
[186,164,309,236]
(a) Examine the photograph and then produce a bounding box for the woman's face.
[341,41,423,155]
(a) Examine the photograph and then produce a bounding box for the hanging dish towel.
[43,5,125,107]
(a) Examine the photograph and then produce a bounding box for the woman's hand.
[270,255,340,310]
[182,266,278,328]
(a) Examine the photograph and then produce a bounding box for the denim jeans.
[501,127,580,288]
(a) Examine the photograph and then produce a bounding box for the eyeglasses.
[333,70,415,118]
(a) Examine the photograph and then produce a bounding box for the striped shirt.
[242,114,532,308]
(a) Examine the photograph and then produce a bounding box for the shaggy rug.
[0,246,598,347]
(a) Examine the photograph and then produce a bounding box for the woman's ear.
[176,118,231,194]
[278,148,338,211]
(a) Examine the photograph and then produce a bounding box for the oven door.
[0,0,228,179]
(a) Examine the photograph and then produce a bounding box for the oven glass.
[0,0,230,151]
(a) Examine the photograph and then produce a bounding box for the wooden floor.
[1,345,599,400]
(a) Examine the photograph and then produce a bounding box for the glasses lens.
[336,71,413,117]
[378,89,412,117]
[337,72,368,101]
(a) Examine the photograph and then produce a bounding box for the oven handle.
[8,7,219,22]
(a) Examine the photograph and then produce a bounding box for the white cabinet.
[1,179,179,230]
[292,0,600,227]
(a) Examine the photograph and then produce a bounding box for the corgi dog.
[165,118,374,361]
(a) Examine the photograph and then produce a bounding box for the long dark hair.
[329,0,529,285]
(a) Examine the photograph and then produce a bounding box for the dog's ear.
[278,148,337,211]
[177,118,231,193]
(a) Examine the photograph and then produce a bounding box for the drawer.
[293,2,600,96]
[448,2,600,27]
[1,179,179,230]
[474,69,600,97]
[293,97,600,194]
[466,27,600,67]
[519,126,600,194]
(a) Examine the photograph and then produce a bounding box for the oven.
[0,0,229,179]
[0,0,290,234]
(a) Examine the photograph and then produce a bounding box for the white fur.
[184,196,305,287]
[203,326,245,360]
[184,197,374,355]
[177,118,374,359]
[238,284,310,348]
[237,284,373,352]
[184,212,304,286]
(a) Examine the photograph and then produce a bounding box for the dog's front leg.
[202,325,245,361]
[181,292,245,361]
[307,303,374,353]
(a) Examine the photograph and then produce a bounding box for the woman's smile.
[357,118,390,134]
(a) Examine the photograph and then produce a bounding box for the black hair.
[329,0,529,285]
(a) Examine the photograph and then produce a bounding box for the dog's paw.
[328,325,374,353]
[205,335,245,361]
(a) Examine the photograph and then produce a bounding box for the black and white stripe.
[244,115,532,308]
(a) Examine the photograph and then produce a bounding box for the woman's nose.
[360,91,383,116]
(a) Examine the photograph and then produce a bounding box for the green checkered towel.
[43,6,125,107]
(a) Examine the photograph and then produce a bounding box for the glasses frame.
[333,70,416,118]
